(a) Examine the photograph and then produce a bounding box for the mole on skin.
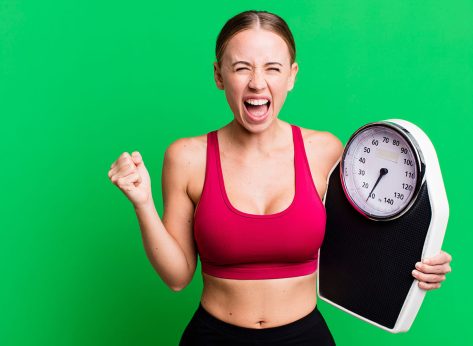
[226,310,264,326]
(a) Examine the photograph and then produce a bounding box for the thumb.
[131,151,143,166]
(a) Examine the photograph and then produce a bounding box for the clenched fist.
[108,151,152,208]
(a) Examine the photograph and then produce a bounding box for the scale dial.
[340,121,425,220]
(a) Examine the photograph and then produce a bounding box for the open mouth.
[243,99,271,118]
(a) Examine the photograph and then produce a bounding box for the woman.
[108,10,452,345]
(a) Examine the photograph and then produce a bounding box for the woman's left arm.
[411,250,452,290]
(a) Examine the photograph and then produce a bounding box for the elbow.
[167,265,196,292]
[169,276,193,292]
[168,278,188,292]
[169,284,185,292]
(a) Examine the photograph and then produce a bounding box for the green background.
[1,0,471,345]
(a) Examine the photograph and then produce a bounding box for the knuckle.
[426,274,436,282]
[419,282,437,291]
[417,272,427,281]
[120,155,130,164]
[119,163,132,173]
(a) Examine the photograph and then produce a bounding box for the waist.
[200,271,317,329]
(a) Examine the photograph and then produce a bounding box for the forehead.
[223,28,290,64]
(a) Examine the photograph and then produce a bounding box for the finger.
[412,270,446,283]
[422,251,452,266]
[110,165,138,184]
[415,262,452,274]
[418,281,441,291]
[120,151,131,159]
[115,161,134,175]
[131,151,142,165]
[110,152,132,171]
[109,162,135,181]
[116,172,141,192]
[108,166,118,178]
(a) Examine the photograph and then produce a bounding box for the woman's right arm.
[135,138,197,292]
[109,139,197,292]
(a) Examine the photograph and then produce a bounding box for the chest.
[188,147,328,215]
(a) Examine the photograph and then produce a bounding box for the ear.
[287,62,299,92]
[213,62,225,90]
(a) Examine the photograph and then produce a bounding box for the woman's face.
[214,28,299,129]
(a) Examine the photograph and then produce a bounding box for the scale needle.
[366,168,388,202]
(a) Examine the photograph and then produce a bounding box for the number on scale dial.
[341,122,424,220]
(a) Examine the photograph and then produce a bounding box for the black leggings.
[179,303,336,345]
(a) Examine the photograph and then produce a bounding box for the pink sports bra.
[193,124,326,280]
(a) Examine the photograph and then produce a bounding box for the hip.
[179,302,336,346]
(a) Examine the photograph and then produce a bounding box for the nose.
[248,68,267,90]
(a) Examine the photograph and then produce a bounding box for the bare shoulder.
[164,133,207,171]
[299,126,344,177]
[162,133,207,195]
[164,133,207,165]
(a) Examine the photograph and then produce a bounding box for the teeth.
[245,99,269,106]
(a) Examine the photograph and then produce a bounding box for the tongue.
[246,104,268,117]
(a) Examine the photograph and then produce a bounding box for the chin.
[236,117,279,133]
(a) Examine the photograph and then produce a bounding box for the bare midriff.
[200,271,317,329]
[190,123,328,330]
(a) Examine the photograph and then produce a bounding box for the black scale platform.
[319,163,432,329]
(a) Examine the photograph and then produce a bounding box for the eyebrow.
[231,61,283,67]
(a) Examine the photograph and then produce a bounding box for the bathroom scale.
[317,119,449,333]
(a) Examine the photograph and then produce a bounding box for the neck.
[222,119,289,157]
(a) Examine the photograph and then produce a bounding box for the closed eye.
[236,67,280,72]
